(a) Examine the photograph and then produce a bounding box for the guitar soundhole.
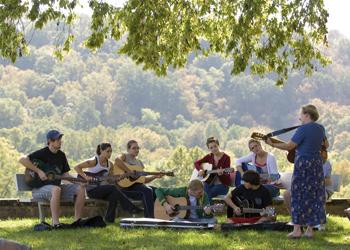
[128,176,137,182]
[169,212,179,217]
[47,172,55,181]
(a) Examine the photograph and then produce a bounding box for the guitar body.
[286,150,296,164]
[286,146,327,163]
[110,164,146,188]
[154,196,188,220]
[84,169,109,178]
[190,163,214,183]
[77,169,109,185]
[232,197,276,217]
[24,159,63,188]
[190,163,234,183]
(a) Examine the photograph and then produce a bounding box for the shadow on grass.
[0,217,349,250]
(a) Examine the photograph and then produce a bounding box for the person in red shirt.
[194,137,231,203]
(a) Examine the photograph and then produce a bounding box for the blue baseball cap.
[46,130,63,141]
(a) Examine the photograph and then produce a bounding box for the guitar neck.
[102,173,128,182]
[177,205,205,210]
[242,208,264,214]
[267,137,285,144]
[251,132,286,144]
[140,171,172,176]
[207,168,234,175]
[59,176,87,183]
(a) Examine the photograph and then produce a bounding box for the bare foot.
[302,232,314,238]
[287,231,302,239]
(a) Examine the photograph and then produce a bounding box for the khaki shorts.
[32,184,81,201]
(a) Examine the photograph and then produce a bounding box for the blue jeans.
[204,183,228,204]
[235,163,258,186]
[122,184,155,218]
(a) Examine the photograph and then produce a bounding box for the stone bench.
[14,174,142,222]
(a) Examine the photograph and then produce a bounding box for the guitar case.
[120,218,215,229]
[221,221,293,232]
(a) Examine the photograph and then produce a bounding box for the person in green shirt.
[155,179,217,223]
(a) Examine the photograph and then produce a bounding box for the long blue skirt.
[291,156,326,226]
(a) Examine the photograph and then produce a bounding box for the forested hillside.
[1,17,350,198]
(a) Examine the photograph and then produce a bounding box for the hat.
[46,130,63,141]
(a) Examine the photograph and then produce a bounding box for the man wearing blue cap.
[19,129,86,228]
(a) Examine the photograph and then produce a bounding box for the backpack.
[70,216,106,228]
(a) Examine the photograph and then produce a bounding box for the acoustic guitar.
[25,160,129,188]
[190,163,234,183]
[79,169,131,185]
[234,197,276,217]
[24,159,100,188]
[251,132,328,163]
[111,163,174,188]
[154,196,224,220]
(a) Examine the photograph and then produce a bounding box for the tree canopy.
[0,0,329,85]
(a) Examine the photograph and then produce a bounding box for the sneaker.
[313,224,326,231]
[345,208,350,220]
[34,222,53,231]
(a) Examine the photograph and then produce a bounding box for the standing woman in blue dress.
[265,104,329,238]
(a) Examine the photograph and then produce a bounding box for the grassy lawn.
[0,216,350,250]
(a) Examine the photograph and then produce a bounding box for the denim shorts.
[32,184,81,201]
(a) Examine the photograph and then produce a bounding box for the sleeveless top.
[86,156,110,191]
[86,156,110,175]
[124,153,144,168]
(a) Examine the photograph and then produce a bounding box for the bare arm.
[324,176,332,186]
[236,165,244,174]
[19,156,48,181]
[266,139,297,151]
[74,159,97,180]
[145,174,165,183]
[224,193,241,216]
[19,156,41,173]
[145,176,156,183]
[224,194,238,209]
[115,155,132,173]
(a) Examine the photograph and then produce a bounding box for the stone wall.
[0,198,349,220]
[0,199,108,220]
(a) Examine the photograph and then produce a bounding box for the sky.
[325,0,350,38]
[78,0,350,39]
